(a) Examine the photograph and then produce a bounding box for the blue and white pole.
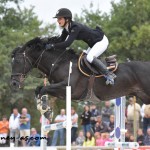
[105,96,139,149]
[115,96,126,143]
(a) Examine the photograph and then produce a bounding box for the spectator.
[125,131,130,142]
[90,104,101,133]
[95,132,105,146]
[71,107,78,144]
[129,134,134,142]
[143,128,150,145]
[83,131,95,146]
[126,97,141,134]
[51,109,66,146]
[95,116,108,133]
[108,115,115,133]
[102,132,112,145]
[101,101,114,126]
[26,128,40,146]
[75,130,85,146]
[137,128,144,146]
[141,104,150,135]
[9,108,20,147]
[19,107,31,146]
[80,105,91,136]
[0,115,9,146]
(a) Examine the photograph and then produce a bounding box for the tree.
[73,0,150,61]
[0,0,55,123]
[107,0,150,61]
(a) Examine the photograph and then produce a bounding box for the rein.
[48,49,68,80]
[11,48,68,83]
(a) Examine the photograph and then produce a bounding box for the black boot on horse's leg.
[92,57,117,85]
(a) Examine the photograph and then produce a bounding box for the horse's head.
[10,45,34,90]
[10,37,53,91]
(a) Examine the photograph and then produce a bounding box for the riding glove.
[45,44,54,50]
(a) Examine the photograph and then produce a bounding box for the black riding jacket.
[54,21,104,49]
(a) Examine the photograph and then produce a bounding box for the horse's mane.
[12,36,78,61]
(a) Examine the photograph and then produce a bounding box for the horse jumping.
[10,37,150,104]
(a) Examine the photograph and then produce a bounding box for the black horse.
[11,37,150,104]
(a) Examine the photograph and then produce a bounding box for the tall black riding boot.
[92,57,117,85]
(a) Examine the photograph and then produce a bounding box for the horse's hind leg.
[136,76,150,104]
[135,91,150,104]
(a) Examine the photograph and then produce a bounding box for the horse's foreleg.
[35,95,53,121]
[39,80,67,98]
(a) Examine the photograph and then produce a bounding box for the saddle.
[78,52,118,78]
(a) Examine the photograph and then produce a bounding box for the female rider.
[46,8,116,85]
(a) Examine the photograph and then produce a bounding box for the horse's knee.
[35,86,43,96]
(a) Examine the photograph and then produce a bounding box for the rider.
[46,8,116,85]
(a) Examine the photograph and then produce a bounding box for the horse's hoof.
[44,110,53,121]
[41,95,48,110]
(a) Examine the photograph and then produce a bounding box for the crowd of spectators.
[72,97,150,147]
[50,97,150,147]
[1,96,150,147]
[0,107,44,147]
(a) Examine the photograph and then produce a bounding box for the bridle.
[11,50,46,84]
[11,47,69,86]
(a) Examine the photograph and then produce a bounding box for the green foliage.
[74,0,150,61]
[107,0,150,61]
[0,0,55,130]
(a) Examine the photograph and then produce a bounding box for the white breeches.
[86,35,109,63]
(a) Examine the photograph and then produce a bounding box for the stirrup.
[104,73,116,85]
[105,78,115,85]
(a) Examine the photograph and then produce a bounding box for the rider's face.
[57,17,66,27]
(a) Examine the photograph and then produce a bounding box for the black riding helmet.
[53,8,72,20]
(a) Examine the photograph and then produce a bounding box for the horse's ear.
[41,37,49,44]
[11,46,22,57]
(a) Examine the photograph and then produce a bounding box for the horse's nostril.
[11,81,17,87]
[13,82,16,86]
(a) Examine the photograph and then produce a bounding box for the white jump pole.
[66,61,72,150]
[43,121,66,131]
[41,114,47,150]
[41,76,48,150]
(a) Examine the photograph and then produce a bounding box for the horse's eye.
[13,58,21,63]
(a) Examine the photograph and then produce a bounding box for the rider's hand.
[45,44,54,50]
[83,50,87,54]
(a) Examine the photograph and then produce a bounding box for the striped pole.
[114,97,121,143]
[106,96,139,149]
